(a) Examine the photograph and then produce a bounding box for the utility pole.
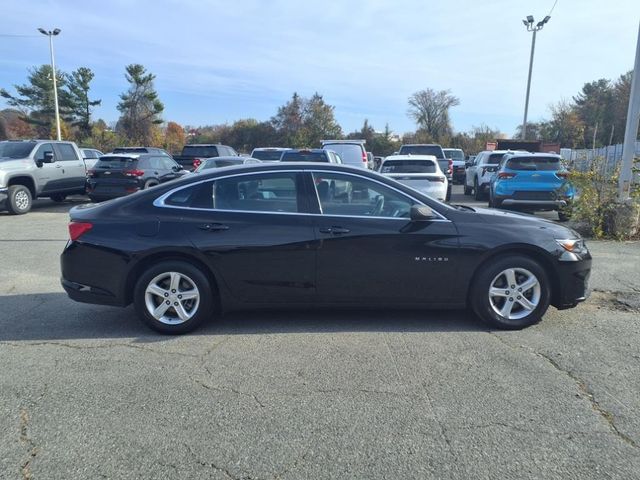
[521,15,550,140]
[618,21,640,201]
[38,28,62,141]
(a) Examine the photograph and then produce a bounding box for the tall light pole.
[521,15,550,140]
[38,27,62,141]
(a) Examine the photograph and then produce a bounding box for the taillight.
[498,172,517,179]
[436,176,445,183]
[362,151,367,163]
[87,169,95,177]
[193,158,202,168]
[448,159,453,174]
[556,172,569,179]
[68,221,92,241]
[123,169,145,177]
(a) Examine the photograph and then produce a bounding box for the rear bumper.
[501,199,567,207]
[61,278,126,307]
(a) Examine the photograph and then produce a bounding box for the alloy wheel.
[488,267,541,320]
[15,190,30,211]
[144,271,200,325]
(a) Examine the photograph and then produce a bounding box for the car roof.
[401,143,442,147]
[504,152,561,159]
[443,148,463,151]
[99,153,144,159]
[186,143,229,147]
[203,156,248,161]
[383,155,437,161]
[252,147,290,151]
[284,149,327,153]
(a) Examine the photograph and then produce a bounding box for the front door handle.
[55,164,63,168]
[319,226,350,234]
[199,223,229,232]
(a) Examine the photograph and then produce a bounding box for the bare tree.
[407,89,460,142]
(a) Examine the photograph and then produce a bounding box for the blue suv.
[488,153,574,221]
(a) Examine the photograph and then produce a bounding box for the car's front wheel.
[471,255,550,329]
[6,185,32,215]
[50,193,66,202]
[134,261,214,334]
[463,181,472,196]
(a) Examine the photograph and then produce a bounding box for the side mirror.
[43,151,55,163]
[465,161,473,168]
[410,205,436,221]
[172,165,181,172]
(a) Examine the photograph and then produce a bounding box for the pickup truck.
[398,143,452,201]
[0,139,89,214]
[173,144,238,171]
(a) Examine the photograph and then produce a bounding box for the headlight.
[556,238,587,254]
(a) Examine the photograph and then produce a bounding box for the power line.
[548,0,559,16]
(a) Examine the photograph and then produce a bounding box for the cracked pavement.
[1,193,640,479]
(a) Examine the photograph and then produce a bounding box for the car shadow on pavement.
[0,292,486,343]
[0,196,89,216]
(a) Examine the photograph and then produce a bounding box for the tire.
[144,180,159,190]
[6,185,32,215]
[50,193,66,203]
[445,184,452,202]
[134,261,214,334]
[470,255,551,330]
[463,182,472,196]
[558,203,572,222]
[474,178,483,201]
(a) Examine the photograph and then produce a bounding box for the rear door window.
[55,143,79,161]
[281,151,328,162]
[399,145,444,158]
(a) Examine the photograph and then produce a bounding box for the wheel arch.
[8,176,37,198]
[124,251,223,312]
[466,245,560,306]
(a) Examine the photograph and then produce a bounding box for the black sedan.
[61,163,591,334]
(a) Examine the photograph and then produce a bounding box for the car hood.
[472,207,581,238]
[0,157,28,166]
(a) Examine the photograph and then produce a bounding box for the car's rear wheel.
[471,255,550,329]
[6,185,32,215]
[474,178,483,201]
[50,193,66,202]
[558,203,573,222]
[445,184,452,202]
[463,181,472,196]
[134,261,213,334]
[144,180,159,189]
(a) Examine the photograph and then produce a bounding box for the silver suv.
[0,140,88,214]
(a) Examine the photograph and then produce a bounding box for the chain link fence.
[560,140,640,175]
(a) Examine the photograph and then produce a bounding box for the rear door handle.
[319,226,350,234]
[199,223,229,232]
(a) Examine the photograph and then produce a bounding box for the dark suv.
[111,147,172,156]
[87,154,185,202]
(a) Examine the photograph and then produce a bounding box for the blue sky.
[1,0,638,137]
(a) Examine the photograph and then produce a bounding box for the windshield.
[399,145,444,158]
[95,157,137,169]
[281,151,328,162]
[322,144,363,164]
[380,160,437,174]
[252,150,284,161]
[0,141,37,159]
[443,149,464,160]
[181,145,219,157]
[506,157,561,171]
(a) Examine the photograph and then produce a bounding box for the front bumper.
[501,199,567,207]
[552,255,592,309]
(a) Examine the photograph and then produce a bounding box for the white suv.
[464,150,516,200]
[379,155,448,202]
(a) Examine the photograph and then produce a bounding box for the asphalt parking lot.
[1,185,639,479]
